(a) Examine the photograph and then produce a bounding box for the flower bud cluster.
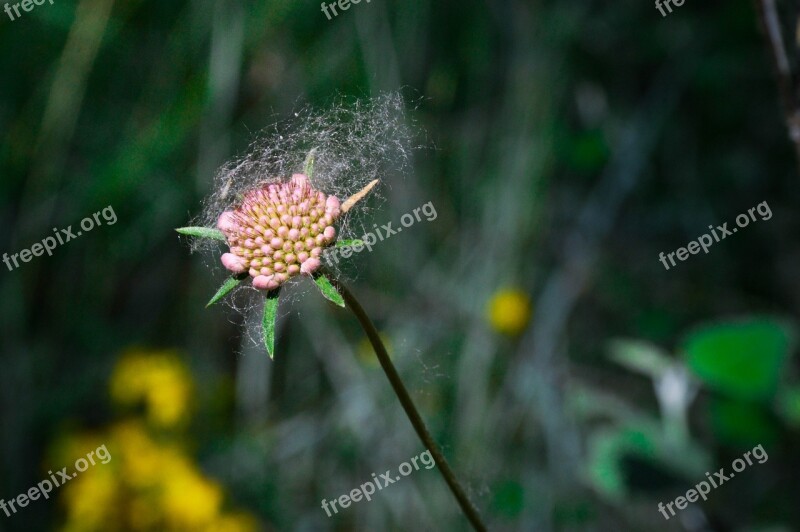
[217,174,340,290]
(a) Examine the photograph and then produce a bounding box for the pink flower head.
[218,174,340,289]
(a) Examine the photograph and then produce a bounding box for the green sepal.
[263,290,281,359]
[314,273,345,307]
[304,148,317,179]
[206,277,242,308]
[176,227,227,241]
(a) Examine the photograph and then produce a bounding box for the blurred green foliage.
[683,318,793,401]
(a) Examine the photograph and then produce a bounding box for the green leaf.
[682,318,794,401]
[314,274,345,307]
[176,227,227,241]
[263,291,280,359]
[304,148,316,179]
[206,277,241,307]
[336,239,363,248]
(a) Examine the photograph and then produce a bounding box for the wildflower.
[52,434,117,531]
[109,349,192,428]
[176,98,488,530]
[55,350,260,531]
[176,94,416,358]
[61,465,117,531]
[177,153,378,358]
[162,460,223,529]
[487,289,532,336]
[217,173,341,289]
[111,420,173,488]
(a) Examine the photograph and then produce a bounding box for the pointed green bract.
[304,148,316,179]
[176,227,227,241]
[336,239,363,248]
[206,277,241,308]
[314,274,345,307]
[263,291,280,359]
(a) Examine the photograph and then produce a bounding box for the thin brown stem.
[332,279,488,532]
[754,0,800,171]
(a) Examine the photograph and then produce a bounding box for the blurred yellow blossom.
[111,420,174,488]
[61,465,118,532]
[162,460,223,529]
[110,349,192,427]
[54,348,259,532]
[487,289,532,335]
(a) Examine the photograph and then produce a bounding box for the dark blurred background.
[1,0,799,530]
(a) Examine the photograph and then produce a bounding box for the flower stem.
[332,279,488,532]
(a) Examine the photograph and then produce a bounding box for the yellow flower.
[487,289,532,335]
[145,365,192,427]
[60,465,118,531]
[162,460,223,529]
[110,349,192,428]
[56,348,260,531]
[111,420,170,488]
[50,434,117,531]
